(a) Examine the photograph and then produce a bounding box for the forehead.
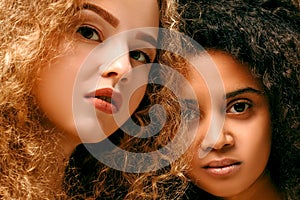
[180,51,262,104]
[86,0,159,26]
[184,51,261,98]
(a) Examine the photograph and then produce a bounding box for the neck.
[41,118,81,159]
[224,172,281,200]
[58,131,81,159]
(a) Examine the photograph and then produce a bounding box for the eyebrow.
[226,87,263,99]
[135,32,158,47]
[82,3,119,28]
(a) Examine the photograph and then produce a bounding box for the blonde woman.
[0,0,178,198]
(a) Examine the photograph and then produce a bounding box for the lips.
[85,88,122,114]
[203,159,242,177]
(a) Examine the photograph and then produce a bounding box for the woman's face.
[185,51,271,198]
[34,0,159,145]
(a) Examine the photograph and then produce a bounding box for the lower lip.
[203,164,241,177]
[89,98,118,114]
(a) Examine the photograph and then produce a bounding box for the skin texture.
[185,51,278,199]
[34,0,160,155]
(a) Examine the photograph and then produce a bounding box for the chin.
[199,183,244,198]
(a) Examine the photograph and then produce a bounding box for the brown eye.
[77,26,101,41]
[228,102,250,113]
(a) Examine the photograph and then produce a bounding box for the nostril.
[201,145,213,152]
[106,72,118,77]
[205,146,213,152]
[120,77,128,83]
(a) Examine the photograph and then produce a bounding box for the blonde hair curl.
[0,0,81,199]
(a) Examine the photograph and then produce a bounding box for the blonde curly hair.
[0,0,182,199]
[0,0,83,199]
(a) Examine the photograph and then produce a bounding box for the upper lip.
[85,88,122,110]
[203,158,242,168]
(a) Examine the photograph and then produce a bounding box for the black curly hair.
[179,0,300,199]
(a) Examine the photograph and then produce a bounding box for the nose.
[200,120,234,152]
[101,53,132,85]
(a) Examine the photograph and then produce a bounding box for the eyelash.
[129,50,152,64]
[226,99,252,115]
[76,25,103,42]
